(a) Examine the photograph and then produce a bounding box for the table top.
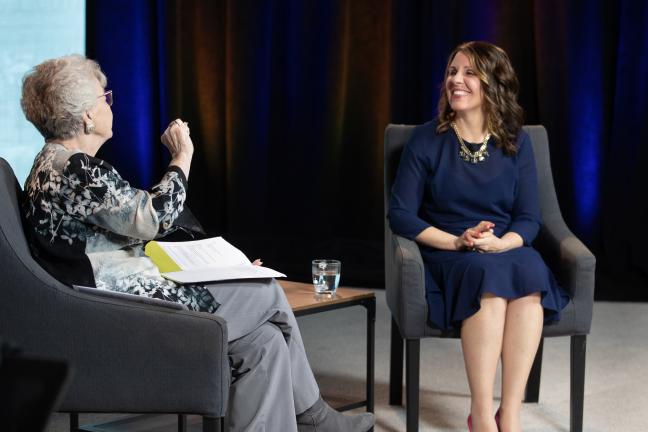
[278,280,375,313]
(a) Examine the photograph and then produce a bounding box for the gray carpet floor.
[46,290,648,431]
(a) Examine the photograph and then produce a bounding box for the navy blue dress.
[388,120,569,331]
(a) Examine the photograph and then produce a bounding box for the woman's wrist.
[451,235,462,251]
[170,152,192,179]
[499,232,523,252]
[172,150,193,160]
[171,152,192,166]
[415,227,462,251]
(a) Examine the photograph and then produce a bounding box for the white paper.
[162,264,286,284]
[154,237,286,283]
[156,237,251,270]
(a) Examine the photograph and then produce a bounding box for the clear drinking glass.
[311,259,341,295]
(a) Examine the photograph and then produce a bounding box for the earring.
[84,120,95,134]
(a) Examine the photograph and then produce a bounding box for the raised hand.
[161,118,193,158]
[161,118,193,178]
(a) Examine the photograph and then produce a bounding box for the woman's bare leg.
[461,293,507,432]
[499,293,543,432]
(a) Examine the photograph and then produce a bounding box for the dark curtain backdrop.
[86,0,648,300]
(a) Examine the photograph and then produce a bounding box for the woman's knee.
[509,292,542,307]
[229,323,289,368]
[480,292,508,312]
[260,323,289,355]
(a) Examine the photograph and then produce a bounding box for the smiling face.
[445,51,484,116]
[436,41,524,155]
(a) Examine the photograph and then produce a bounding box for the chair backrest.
[383,125,416,279]
[383,125,416,225]
[383,124,565,264]
[0,158,70,346]
[521,125,564,224]
[0,158,31,264]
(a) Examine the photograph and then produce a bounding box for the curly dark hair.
[436,41,524,155]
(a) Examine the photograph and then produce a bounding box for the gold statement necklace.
[450,121,491,164]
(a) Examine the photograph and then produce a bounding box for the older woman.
[389,42,570,432]
[21,55,373,432]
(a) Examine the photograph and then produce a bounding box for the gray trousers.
[206,279,320,432]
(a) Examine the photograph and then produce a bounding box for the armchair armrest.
[53,287,229,417]
[73,285,187,310]
[537,215,596,334]
[385,233,428,338]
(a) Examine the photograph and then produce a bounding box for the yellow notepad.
[144,241,182,273]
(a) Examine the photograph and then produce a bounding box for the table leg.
[364,297,376,413]
[294,292,376,414]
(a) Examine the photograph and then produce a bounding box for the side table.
[278,280,376,413]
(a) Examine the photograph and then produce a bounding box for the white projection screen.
[0,0,85,185]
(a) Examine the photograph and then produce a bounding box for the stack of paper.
[145,237,286,283]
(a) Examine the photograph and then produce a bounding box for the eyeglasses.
[98,90,113,107]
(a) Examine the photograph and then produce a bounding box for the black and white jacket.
[22,143,217,313]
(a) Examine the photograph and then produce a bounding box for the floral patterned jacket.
[22,143,217,313]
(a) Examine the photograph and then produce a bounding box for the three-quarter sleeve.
[150,166,188,237]
[508,133,541,245]
[61,153,187,240]
[388,133,433,240]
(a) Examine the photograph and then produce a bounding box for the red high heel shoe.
[469,411,501,431]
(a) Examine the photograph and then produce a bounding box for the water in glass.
[312,270,340,294]
[311,259,341,295]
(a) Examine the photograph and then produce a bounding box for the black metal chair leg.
[524,337,544,403]
[178,414,187,432]
[570,335,586,432]
[389,317,404,405]
[406,338,420,432]
[69,413,79,432]
[202,416,222,432]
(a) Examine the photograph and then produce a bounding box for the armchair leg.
[389,317,404,405]
[69,413,79,432]
[202,416,223,432]
[524,337,544,403]
[178,414,187,432]
[570,335,586,432]
[406,339,420,432]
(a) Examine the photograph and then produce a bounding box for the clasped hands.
[454,221,508,253]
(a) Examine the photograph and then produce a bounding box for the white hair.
[21,54,108,140]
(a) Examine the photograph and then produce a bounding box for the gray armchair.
[0,158,228,432]
[384,125,596,432]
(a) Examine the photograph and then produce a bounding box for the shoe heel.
[467,414,473,432]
